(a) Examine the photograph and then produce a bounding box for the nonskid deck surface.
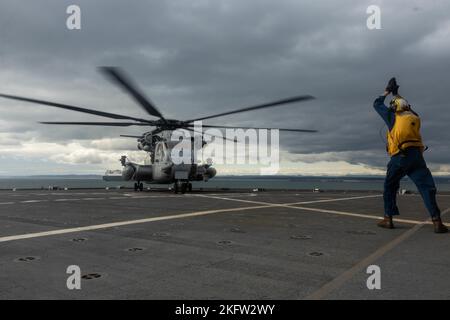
[0,189,449,299]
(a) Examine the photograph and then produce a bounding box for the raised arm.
[373,91,395,130]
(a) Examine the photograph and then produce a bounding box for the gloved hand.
[385,77,399,95]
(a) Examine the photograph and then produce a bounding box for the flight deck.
[0,189,449,299]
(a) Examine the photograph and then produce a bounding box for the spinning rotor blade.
[184,127,238,143]
[39,121,152,126]
[186,95,315,122]
[99,67,165,120]
[195,124,317,133]
[120,134,144,138]
[0,93,151,123]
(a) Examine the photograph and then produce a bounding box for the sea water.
[2,176,450,191]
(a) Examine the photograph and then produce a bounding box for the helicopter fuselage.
[119,134,216,192]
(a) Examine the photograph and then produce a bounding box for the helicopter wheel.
[134,182,138,192]
[181,182,187,194]
[139,182,144,191]
[174,181,180,194]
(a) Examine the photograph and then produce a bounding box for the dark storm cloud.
[1,0,450,172]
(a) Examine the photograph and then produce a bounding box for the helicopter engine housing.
[137,142,151,152]
[204,167,216,180]
[133,165,153,181]
[122,164,136,181]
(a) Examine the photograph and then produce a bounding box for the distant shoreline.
[2,175,450,191]
[2,174,450,181]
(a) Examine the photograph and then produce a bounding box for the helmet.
[389,96,410,112]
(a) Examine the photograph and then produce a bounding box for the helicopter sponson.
[121,162,216,184]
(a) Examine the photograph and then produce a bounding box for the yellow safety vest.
[387,111,424,156]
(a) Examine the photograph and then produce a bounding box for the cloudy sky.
[1,0,449,176]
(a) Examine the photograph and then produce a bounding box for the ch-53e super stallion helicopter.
[0,67,317,193]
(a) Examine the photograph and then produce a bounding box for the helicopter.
[0,67,317,193]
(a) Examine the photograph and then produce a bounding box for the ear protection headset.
[389,96,411,112]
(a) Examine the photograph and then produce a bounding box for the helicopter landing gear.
[134,182,144,192]
[174,181,181,194]
[180,183,187,194]
[174,181,191,194]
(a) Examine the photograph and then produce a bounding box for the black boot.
[377,216,394,229]
[432,217,448,234]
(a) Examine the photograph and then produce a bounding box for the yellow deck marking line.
[0,204,272,243]
[304,207,450,300]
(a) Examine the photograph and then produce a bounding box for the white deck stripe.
[0,194,186,204]
[195,194,446,226]
[193,193,382,207]
[291,206,425,225]
[1,193,446,243]
[0,195,378,242]
[290,194,382,205]
[0,204,269,243]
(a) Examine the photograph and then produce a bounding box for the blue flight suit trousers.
[384,147,440,218]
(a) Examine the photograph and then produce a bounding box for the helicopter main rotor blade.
[40,121,151,126]
[120,134,144,138]
[194,124,318,133]
[183,127,238,143]
[99,66,165,120]
[0,93,152,123]
[186,95,315,122]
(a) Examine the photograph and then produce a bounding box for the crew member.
[373,78,448,233]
